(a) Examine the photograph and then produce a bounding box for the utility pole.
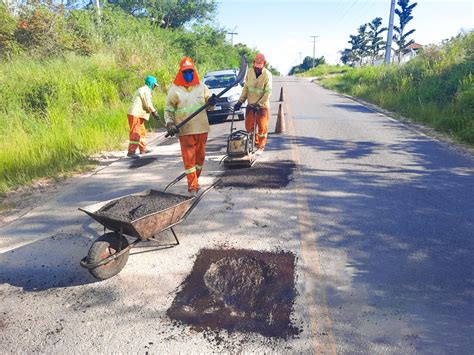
[299,52,302,65]
[310,35,319,68]
[227,27,238,46]
[94,0,101,16]
[384,0,396,64]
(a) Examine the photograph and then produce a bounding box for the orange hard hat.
[179,56,195,71]
[253,53,266,68]
[174,56,200,86]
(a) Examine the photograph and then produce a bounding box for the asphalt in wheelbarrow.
[96,191,190,222]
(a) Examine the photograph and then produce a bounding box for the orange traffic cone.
[279,87,284,102]
[275,103,286,134]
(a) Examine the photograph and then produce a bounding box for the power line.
[333,0,351,14]
[354,0,377,22]
[339,0,360,23]
[333,0,352,18]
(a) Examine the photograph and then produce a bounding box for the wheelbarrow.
[79,174,221,280]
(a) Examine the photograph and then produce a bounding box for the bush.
[320,32,474,145]
[0,3,19,58]
[15,6,71,57]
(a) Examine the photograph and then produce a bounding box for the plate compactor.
[223,105,259,168]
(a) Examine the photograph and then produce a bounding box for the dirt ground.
[0,177,75,228]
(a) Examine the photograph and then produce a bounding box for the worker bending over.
[127,76,160,157]
[234,53,272,152]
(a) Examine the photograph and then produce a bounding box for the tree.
[288,55,325,75]
[0,3,17,57]
[367,17,387,62]
[340,48,355,66]
[14,6,71,57]
[348,24,369,65]
[114,0,217,28]
[393,0,417,62]
[266,64,280,76]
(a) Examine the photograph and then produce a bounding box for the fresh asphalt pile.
[97,191,190,222]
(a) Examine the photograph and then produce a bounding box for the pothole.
[219,160,296,189]
[167,248,300,339]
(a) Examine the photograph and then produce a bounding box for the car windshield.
[203,74,236,89]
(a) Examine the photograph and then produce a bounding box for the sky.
[216,0,474,74]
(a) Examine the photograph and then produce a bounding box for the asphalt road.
[1,77,473,353]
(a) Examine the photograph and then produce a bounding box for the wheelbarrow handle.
[180,178,222,221]
[164,172,187,192]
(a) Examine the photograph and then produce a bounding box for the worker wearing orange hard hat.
[164,57,217,194]
[234,53,272,152]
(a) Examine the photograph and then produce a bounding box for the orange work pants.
[179,133,208,192]
[128,115,146,154]
[245,107,269,149]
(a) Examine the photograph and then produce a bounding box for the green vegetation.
[298,64,351,77]
[320,33,474,145]
[393,0,418,63]
[0,4,261,194]
[288,56,326,75]
[340,0,417,65]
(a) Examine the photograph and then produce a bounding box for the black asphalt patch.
[128,157,156,169]
[167,248,300,339]
[220,160,296,189]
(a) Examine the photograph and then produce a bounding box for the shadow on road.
[284,131,474,352]
[266,133,381,160]
[330,103,373,113]
[0,233,97,291]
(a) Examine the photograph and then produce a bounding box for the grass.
[298,64,351,77]
[0,53,167,194]
[318,33,474,145]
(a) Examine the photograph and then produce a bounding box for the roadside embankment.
[0,7,257,195]
[312,33,473,146]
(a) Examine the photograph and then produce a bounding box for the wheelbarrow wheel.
[87,233,130,280]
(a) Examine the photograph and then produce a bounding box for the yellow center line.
[285,95,337,354]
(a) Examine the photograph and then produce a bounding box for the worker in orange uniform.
[234,53,272,153]
[164,57,217,194]
[127,76,160,157]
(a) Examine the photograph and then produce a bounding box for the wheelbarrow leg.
[170,227,180,245]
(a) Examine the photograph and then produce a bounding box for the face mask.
[183,70,194,83]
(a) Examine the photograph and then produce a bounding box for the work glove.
[208,94,218,106]
[247,103,260,112]
[166,122,179,136]
[151,111,160,120]
[233,102,242,111]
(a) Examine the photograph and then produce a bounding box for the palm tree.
[348,24,369,66]
[393,0,418,63]
[367,17,387,63]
